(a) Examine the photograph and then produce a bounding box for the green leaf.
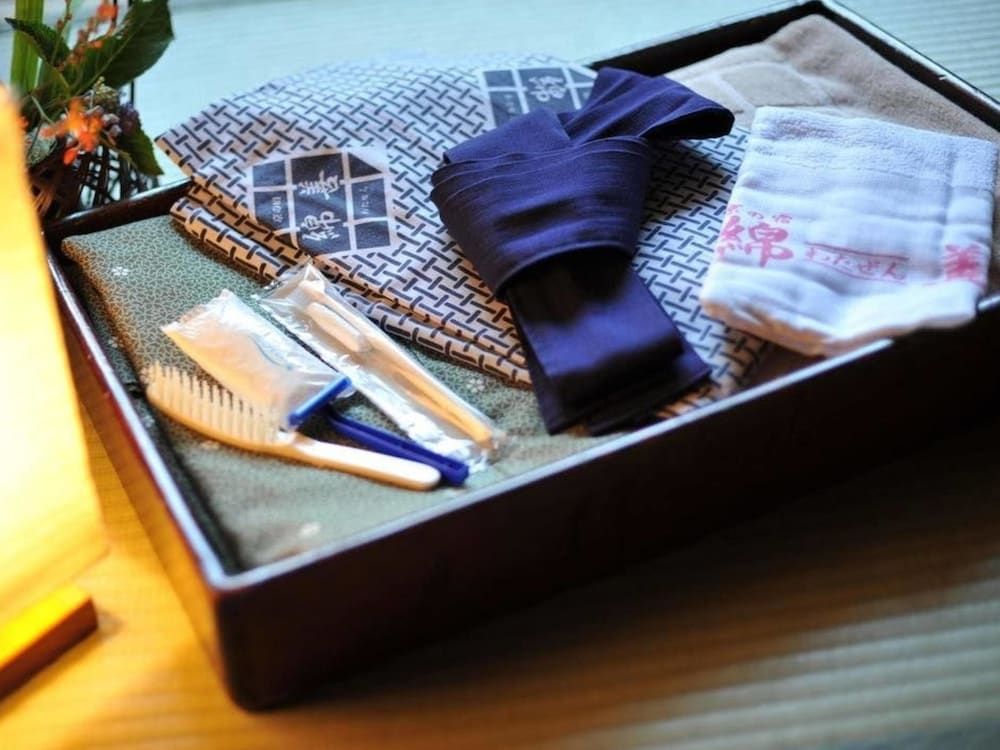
[73,0,174,93]
[7,0,46,93]
[6,18,72,71]
[116,124,163,177]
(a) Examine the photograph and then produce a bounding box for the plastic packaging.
[162,289,350,429]
[260,263,505,467]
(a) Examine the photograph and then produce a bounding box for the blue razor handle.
[286,375,354,428]
[325,409,470,486]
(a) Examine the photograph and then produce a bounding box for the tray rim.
[47,0,1000,708]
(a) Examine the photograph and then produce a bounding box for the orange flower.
[41,98,106,159]
[96,2,118,22]
[41,99,81,139]
[76,120,102,152]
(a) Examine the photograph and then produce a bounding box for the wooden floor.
[4,1,1000,748]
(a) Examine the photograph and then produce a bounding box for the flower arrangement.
[6,0,173,218]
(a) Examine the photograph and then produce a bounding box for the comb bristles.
[219,386,227,434]
[225,388,235,437]
[212,383,223,431]
[231,394,241,439]
[209,382,218,429]
[144,361,279,448]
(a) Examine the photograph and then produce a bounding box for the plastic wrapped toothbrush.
[261,263,506,468]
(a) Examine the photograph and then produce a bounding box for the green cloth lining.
[62,217,614,570]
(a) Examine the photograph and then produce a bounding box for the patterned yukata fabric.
[158,55,767,415]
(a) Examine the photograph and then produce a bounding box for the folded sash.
[159,56,764,425]
[431,68,734,433]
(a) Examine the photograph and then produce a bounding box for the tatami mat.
[4,384,1000,748]
[3,1,1000,747]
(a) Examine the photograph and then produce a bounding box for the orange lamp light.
[0,87,106,697]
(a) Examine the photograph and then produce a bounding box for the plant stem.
[27,94,54,124]
[40,0,77,88]
[10,0,46,95]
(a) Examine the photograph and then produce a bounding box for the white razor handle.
[272,434,441,490]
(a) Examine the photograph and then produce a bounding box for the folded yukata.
[700,108,998,356]
[159,55,767,421]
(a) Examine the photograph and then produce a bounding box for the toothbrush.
[143,362,441,490]
[303,289,496,447]
[304,302,371,355]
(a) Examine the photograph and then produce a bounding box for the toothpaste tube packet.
[161,289,350,430]
[260,263,506,468]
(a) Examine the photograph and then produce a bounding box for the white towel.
[699,107,998,356]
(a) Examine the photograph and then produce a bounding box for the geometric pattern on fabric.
[159,55,765,410]
[478,63,595,127]
[641,132,770,417]
[247,146,396,254]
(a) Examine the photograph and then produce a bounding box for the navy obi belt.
[431,68,734,434]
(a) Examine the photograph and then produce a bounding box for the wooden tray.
[44,0,1000,710]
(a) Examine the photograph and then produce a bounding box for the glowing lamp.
[0,87,106,697]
